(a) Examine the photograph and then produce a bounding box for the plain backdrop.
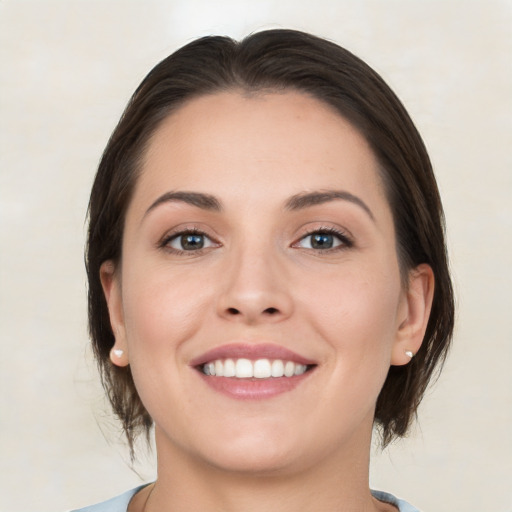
[1,1,511,511]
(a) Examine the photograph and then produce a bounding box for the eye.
[164,231,216,252]
[295,229,352,251]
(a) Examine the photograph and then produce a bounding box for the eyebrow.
[143,189,374,221]
[144,191,222,217]
[285,190,375,221]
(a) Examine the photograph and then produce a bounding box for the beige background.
[1,1,511,511]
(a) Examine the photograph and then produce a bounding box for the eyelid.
[292,226,354,251]
[158,226,221,254]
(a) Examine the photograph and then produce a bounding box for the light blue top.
[372,490,420,511]
[71,486,420,511]
[70,486,146,512]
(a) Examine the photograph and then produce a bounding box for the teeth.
[284,361,295,377]
[235,358,253,378]
[271,360,284,377]
[254,359,272,378]
[215,360,224,377]
[223,358,235,377]
[295,364,307,375]
[202,358,309,378]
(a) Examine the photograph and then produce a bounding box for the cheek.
[302,263,402,361]
[120,261,211,357]
[118,263,212,421]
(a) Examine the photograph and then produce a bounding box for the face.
[102,91,430,476]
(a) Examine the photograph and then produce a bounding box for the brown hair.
[86,29,454,453]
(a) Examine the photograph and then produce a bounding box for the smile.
[191,343,317,399]
[202,358,309,378]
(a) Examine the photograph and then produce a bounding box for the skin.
[101,91,434,512]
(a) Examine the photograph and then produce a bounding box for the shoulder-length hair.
[86,29,454,454]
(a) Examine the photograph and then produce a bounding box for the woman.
[77,29,454,512]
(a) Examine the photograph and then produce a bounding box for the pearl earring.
[113,349,124,358]
[405,350,414,358]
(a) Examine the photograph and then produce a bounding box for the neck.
[140,421,386,512]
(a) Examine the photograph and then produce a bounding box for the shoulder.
[69,486,148,512]
[371,489,421,512]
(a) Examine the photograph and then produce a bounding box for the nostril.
[264,307,279,315]
[227,307,240,315]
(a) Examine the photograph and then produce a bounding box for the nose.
[216,245,293,324]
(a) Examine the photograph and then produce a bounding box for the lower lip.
[196,370,313,400]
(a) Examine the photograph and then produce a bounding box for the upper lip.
[189,343,317,367]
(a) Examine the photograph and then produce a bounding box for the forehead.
[133,91,388,216]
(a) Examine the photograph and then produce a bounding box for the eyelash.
[293,227,354,253]
[159,226,354,255]
[159,228,218,255]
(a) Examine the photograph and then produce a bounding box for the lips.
[190,343,316,367]
[190,343,317,399]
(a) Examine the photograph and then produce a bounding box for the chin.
[167,419,309,476]
[201,440,303,475]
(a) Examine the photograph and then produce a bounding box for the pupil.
[311,233,333,249]
[181,234,204,250]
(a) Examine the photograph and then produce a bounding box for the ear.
[100,260,129,367]
[391,263,435,366]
